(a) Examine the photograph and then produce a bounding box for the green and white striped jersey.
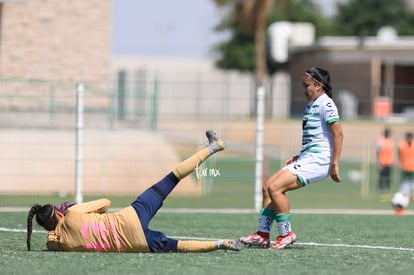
[301,93,340,156]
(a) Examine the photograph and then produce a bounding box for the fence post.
[48,83,55,126]
[255,86,265,211]
[75,83,84,204]
[117,70,126,120]
[150,77,158,132]
[361,138,370,199]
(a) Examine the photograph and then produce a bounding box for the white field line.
[295,242,414,251]
[167,236,414,252]
[1,207,413,215]
[3,227,413,252]
[0,227,46,233]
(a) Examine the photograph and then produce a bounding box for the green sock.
[275,213,291,236]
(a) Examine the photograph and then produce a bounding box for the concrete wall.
[0,129,201,196]
[0,0,111,87]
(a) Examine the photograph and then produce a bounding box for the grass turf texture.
[1,212,414,275]
[0,157,406,210]
[1,156,411,274]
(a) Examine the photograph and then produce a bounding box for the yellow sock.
[172,148,210,180]
[177,240,217,252]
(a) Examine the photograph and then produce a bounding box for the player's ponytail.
[26,204,58,251]
[27,204,41,251]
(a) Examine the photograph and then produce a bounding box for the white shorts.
[284,154,330,186]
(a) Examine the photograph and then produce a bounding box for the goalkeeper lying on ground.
[26,130,242,253]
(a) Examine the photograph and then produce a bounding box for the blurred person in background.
[398,132,414,200]
[376,127,395,201]
[26,130,242,253]
[241,67,344,250]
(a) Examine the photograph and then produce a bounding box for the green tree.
[213,0,274,86]
[332,0,414,36]
[212,0,329,75]
[268,0,331,37]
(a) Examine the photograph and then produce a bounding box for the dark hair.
[305,67,333,98]
[26,204,58,251]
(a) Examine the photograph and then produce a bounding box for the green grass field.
[0,157,405,210]
[1,212,414,275]
[1,157,413,274]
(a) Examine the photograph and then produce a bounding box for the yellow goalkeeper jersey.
[47,199,150,252]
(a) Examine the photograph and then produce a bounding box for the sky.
[111,0,342,59]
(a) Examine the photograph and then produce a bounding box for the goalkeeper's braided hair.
[26,204,58,251]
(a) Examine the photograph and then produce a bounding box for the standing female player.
[27,130,242,253]
[241,67,344,250]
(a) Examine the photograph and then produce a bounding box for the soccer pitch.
[1,157,413,274]
[1,211,414,275]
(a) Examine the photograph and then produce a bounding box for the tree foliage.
[268,0,330,37]
[212,0,328,73]
[215,31,256,72]
[212,0,414,74]
[333,0,414,36]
